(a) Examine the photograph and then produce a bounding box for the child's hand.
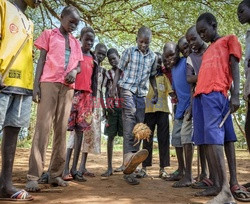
[0,73,5,89]
[65,69,77,84]
[184,105,192,121]
[151,93,158,104]
[243,71,250,101]
[109,86,116,98]
[33,84,41,103]
[230,95,240,113]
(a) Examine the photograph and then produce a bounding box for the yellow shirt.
[145,74,173,113]
[0,0,34,94]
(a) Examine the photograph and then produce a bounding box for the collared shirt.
[145,74,173,113]
[0,0,34,95]
[118,46,157,97]
[194,35,242,97]
[34,28,83,88]
[172,57,191,119]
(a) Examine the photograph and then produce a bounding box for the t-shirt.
[75,55,94,92]
[34,28,83,88]
[245,30,250,77]
[194,35,242,97]
[145,74,173,113]
[186,52,203,76]
[0,0,34,95]
[171,57,191,119]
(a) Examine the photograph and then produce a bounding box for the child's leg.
[79,152,94,176]
[246,101,250,149]
[199,145,208,180]
[71,130,83,173]
[48,84,73,186]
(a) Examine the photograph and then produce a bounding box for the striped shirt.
[118,46,157,97]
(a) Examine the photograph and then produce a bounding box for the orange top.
[194,35,242,97]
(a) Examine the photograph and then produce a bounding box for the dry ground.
[0,148,250,204]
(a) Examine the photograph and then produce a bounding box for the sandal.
[124,174,140,185]
[192,178,214,189]
[62,173,73,181]
[135,168,148,178]
[242,183,250,192]
[38,172,49,184]
[230,184,250,202]
[0,189,33,201]
[165,170,183,181]
[159,169,169,180]
[82,171,95,177]
[71,171,87,182]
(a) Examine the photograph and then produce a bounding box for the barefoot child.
[185,26,212,188]
[193,12,243,203]
[110,26,158,185]
[101,48,124,177]
[163,38,194,188]
[77,43,107,177]
[65,27,98,181]
[140,52,173,179]
[0,0,42,201]
[26,6,82,192]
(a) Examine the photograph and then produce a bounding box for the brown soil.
[1,148,250,204]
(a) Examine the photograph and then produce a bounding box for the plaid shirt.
[118,46,157,97]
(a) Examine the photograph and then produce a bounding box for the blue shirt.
[172,57,191,119]
[118,46,157,97]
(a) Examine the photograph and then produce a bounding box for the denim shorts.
[0,93,32,130]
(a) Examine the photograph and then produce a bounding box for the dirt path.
[1,148,250,203]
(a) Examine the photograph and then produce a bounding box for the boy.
[163,38,194,188]
[101,48,124,177]
[140,52,173,179]
[110,26,158,185]
[194,12,246,203]
[0,0,42,201]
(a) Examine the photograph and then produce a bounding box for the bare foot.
[206,190,235,204]
[172,175,193,188]
[49,177,68,187]
[25,180,41,192]
[114,165,125,172]
[0,185,20,198]
[195,186,220,197]
[101,169,113,177]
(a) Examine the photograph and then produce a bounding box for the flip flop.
[135,168,148,178]
[165,170,183,181]
[82,171,95,177]
[71,171,87,182]
[38,172,49,184]
[0,189,33,201]
[123,149,149,175]
[230,184,250,202]
[192,178,214,189]
[159,169,169,180]
[62,173,73,181]
[124,174,140,185]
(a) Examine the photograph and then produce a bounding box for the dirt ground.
[1,148,250,204]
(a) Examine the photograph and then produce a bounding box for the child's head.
[136,26,152,54]
[107,48,120,68]
[186,25,205,53]
[196,12,218,43]
[155,52,163,71]
[238,0,250,24]
[163,42,179,69]
[178,36,190,58]
[94,43,107,64]
[60,6,80,33]
[80,27,95,52]
[24,0,42,8]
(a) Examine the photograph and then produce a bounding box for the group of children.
[0,0,250,203]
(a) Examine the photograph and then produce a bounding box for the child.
[77,43,107,177]
[163,38,194,188]
[65,27,98,182]
[238,0,250,193]
[140,52,173,179]
[26,6,82,192]
[101,48,124,177]
[185,25,211,188]
[0,0,42,201]
[193,12,243,203]
[110,26,158,185]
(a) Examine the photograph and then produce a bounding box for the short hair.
[107,48,119,57]
[177,36,187,47]
[95,43,107,51]
[241,0,250,8]
[163,42,178,53]
[197,12,217,26]
[61,6,80,18]
[80,27,95,39]
[186,25,196,36]
[137,26,152,38]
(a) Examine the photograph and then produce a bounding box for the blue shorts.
[0,93,32,130]
[192,92,237,145]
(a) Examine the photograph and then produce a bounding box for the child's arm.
[230,55,240,113]
[109,67,122,98]
[65,62,80,84]
[33,49,47,103]
[149,76,158,104]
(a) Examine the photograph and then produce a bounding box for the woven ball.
[132,123,151,146]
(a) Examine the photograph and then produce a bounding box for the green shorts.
[104,108,123,138]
